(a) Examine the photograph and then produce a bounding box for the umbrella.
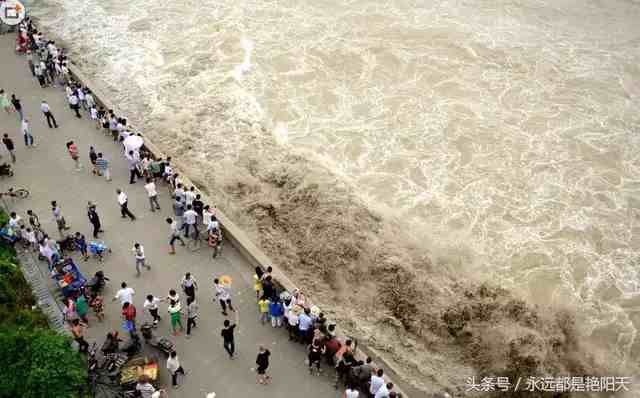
[219,275,232,286]
[123,135,143,152]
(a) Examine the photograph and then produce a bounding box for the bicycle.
[0,187,29,199]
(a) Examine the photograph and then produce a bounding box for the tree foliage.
[0,328,86,397]
[0,210,87,397]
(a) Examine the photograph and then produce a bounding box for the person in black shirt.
[87,203,102,238]
[11,95,23,120]
[2,134,15,163]
[192,194,204,221]
[256,346,271,384]
[221,319,236,359]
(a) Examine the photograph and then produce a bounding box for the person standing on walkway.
[51,201,70,233]
[214,278,235,316]
[34,62,46,88]
[166,351,186,389]
[66,141,82,170]
[116,189,136,221]
[133,242,151,276]
[71,319,89,353]
[21,119,35,147]
[185,296,199,338]
[122,302,138,334]
[11,95,23,120]
[68,90,81,118]
[181,272,198,300]
[114,282,135,305]
[255,346,271,385]
[40,100,58,128]
[173,196,185,228]
[221,319,236,359]
[127,150,142,184]
[2,134,16,163]
[184,186,196,208]
[166,217,185,254]
[168,300,183,336]
[26,209,43,240]
[26,50,35,76]
[0,90,12,114]
[144,294,163,325]
[183,205,198,239]
[87,203,102,238]
[95,153,111,181]
[89,146,98,175]
[144,178,161,212]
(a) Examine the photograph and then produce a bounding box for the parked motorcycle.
[140,322,175,356]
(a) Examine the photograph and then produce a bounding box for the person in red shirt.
[122,302,137,334]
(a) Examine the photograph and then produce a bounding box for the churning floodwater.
[29,0,640,366]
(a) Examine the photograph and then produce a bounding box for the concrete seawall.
[50,33,414,397]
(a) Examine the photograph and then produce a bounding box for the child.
[168,300,183,336]
[269,298,284,328]
[89,292,104,321]
[90,105,98,126]
[253,268,263,300]
[74,232,89,260]
[258,295,270,325]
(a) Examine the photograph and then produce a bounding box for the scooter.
[140,322,175,356]
[102,332,142,374]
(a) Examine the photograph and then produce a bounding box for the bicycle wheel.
[14,188,29,199]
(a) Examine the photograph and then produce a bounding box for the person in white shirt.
[116,188,136,221]
[126,150,142,184]
[40,100,58,128]
[144,294,163,325]
[24,227,37,251]
[144,178,161,211]
[21,119,34,147]
[202,205,215,226]
[135,375,156,398]
[183,205,198,239]
[114,282,135,305]
[345,385,360,398]
[166,217,185,254]
[374,382,394,398]
[184,186,195,207]
[133,243,151,276]
[77,88,86,110]
[370,369,385,396]
[180,272,198,300]
[8,212,21,233]
[214,278,234,316]
[166,351,186,388]
[68,91,81,118]
[85,90,95,109]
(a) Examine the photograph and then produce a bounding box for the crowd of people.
[0,17,403,398]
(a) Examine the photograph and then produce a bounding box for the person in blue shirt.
[268,298,284,328]
[74,231,89,260]
[298,307,313,344]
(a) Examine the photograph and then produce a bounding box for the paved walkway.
[0,34,336,398]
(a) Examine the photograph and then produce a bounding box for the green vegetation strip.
[0,209,86,397]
